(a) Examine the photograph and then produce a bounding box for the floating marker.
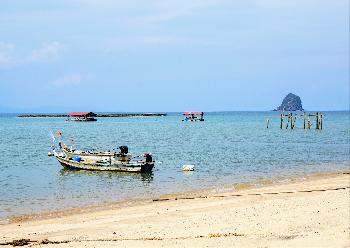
[183,164,195,171]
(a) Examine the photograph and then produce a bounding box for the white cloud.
[50,74,86,87]
[103,35,201,50]
[119,0,229,28]
[29,41,64,62]
[0,41,64,68]
[0,43,15,66]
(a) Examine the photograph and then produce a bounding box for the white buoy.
[47,151,54,156]
[182,164,195,171]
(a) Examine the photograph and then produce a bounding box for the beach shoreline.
[3,169,349,224]
[1,170,349,247]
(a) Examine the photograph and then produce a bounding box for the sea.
[0,112,349,220]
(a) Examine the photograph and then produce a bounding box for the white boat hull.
[55,155,154,173]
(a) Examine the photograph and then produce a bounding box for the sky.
[0,0,349,112]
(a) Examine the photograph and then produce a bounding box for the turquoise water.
[0,112,349,219]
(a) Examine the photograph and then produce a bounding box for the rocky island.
[274,93,304,111]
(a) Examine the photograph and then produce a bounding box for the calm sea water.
[0,112,349,219]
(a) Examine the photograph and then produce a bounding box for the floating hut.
[67,112,97,122]
[182,112,204,122]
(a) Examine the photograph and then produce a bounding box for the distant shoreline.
[17,113,167,118]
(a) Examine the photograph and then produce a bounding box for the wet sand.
[1,172,349,247]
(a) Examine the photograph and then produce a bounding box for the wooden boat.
[182,111,204,122]
[62,145,132,162]
[54,152,154,173]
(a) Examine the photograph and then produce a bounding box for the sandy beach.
[1,172,349,247]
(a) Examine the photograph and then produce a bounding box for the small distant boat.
[182,112,204,122]
[53,151,154,173]
[67,112,97,122]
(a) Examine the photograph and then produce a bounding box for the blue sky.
[0,0,348,112]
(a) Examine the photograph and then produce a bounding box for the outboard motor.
[119,146,128,155]
[144,153,153,163]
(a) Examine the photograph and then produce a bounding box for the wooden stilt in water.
[318,113,322,129]
[286,114,289,129]
[271,112,323,130]
[280,113,283,129]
